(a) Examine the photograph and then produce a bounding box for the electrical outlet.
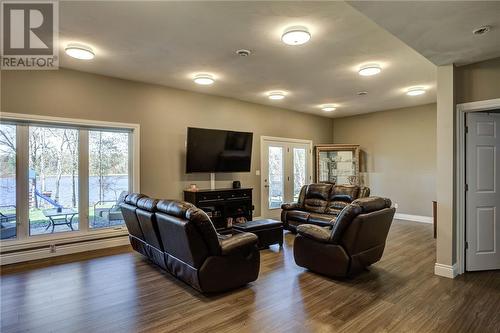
[394,203,399,209]
[49,244,56,253]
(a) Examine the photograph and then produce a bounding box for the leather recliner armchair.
[121,193,260,293]
[293,196,395,278]
[281,183,370,232]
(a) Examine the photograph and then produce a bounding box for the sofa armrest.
[281,202,301,210]
[219,232,258,255]
[296,224,331,243]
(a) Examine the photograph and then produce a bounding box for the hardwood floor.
[1,220,499,333]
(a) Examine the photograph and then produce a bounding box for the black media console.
[183,188,253,231]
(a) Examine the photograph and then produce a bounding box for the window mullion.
[79,129,89,232]
[16,125,29,240]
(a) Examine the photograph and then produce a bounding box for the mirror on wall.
[315,144,360,185]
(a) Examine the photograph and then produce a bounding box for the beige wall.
[333,104,437,217]
[435,57,500,273]
[1,69,333,216]
[456,56,500,103]
[436,65,456,268]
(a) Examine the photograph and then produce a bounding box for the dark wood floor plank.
[1,220,499,333]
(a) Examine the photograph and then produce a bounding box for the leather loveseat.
[121,193,260,293]
[293,196,395,277]
[281,183,370,232]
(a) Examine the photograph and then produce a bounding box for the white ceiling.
[59,1,437,118]
[349,1,500,66]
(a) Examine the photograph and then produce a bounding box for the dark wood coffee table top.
[233,219,282,231]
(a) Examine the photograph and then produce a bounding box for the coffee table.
[233,219,283,249]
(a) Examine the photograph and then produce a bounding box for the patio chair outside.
[0,205,16,239]
[93,191,128,226]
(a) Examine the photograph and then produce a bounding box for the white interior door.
[466,112,500,271]
[261,138,312,219]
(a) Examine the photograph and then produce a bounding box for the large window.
[28,126,79,235]
[89,130,129,229]
[0,124,17,240]
[0,115,138,244]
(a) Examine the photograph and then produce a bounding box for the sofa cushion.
[286,210,310,223]
[331,185,360,200]
[327,200,350,212]
[186,207,221,256]
[296,224,331,243]
[330,204,363,244]
[124,192,146,205]
[303,183,332,213]
[157,199,195,217]
[307,213,336,227]
[353,197,392,213]
[137,197,159,212]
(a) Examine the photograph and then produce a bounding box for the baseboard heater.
[0,234,130,265]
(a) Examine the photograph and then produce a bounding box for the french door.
[261,137,312,218]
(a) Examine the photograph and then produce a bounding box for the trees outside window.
[0,124,17,239]
[28,126,79,235]
[89,131,129,229]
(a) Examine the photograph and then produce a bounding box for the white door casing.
[466,112,500,271]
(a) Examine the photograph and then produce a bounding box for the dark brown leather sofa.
[121,193,260,293]
[281,183,370,232]
[293,197,395,278]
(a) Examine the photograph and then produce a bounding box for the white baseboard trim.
[395,213,433,224]
[0,236,130,265]
[434,263,458,278]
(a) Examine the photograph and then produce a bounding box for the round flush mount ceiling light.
[65,43,95,60]
[473,25,491,36]
[358,64,381,76]
[321,104,337,112]
[268,91,286,100]
[281,26,311,45]
[193,73,215,85]
[357,91,368,96]
[406,87,426,96]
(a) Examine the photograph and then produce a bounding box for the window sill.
[0,227,128,253]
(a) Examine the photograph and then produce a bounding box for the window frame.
[0,113,140,251]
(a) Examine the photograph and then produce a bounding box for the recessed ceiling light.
[268,91,286,100]
[358,64,381,76]
[65,43,95,60]
[193,74,215,85]
[406,87,426,96]
[281,26,311,45]
[473,25,491,35]
[357,91,368,96]
[321,104,337,112]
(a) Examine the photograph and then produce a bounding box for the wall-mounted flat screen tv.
[186,127,253,173]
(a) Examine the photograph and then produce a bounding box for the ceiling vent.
[236,49,252,57]
[473,25,491,36]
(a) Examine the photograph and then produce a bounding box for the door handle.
[264,185,269,188]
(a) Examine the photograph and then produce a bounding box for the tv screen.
[186,127,253,173]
